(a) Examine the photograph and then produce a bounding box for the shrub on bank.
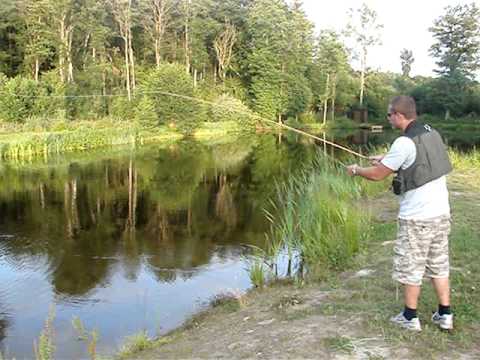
[136,63,201,135]
[209,94,256,128]
[0,76,39,123]
[134,97,158,129]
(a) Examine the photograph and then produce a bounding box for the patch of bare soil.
[126,283,410,359]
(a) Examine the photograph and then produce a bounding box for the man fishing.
[346,95,453,332]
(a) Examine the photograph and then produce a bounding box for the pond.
[0,128,477,358]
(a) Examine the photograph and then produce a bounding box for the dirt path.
[126,283,411,359]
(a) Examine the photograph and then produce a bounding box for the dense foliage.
[0,0,479,128]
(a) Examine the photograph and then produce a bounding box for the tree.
[400,49,414,77]
[18,0,53,81]
[245,0,314,121]
[0,0,23,77]
[137,64,199,134]
[48,0,78,83]
[312,30,350,122]
[282,0,314,119]
[429,3,480,118]
[213,21,237,82]
[77,0,111,99]
[140,0,174,68]
[245,0,290,119]
[346,3,383,106]
[109,0,136,101]
[429,3,480,79]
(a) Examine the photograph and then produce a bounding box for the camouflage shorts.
[392,215,451,286]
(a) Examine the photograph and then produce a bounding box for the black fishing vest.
[392,121,452,195]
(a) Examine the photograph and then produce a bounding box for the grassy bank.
[0,119,252,161]
[316,159,480,358]
[0,119,178,160]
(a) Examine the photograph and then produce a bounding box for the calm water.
[0,129,477,358]
[0,135,319,358]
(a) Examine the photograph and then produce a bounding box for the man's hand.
[369,155,384,166]
[346,164,359,177]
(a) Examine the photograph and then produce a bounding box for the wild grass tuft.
[248,258,267,288]
[34,306,55,360]
[87,330,99,360]
[117,331,155,358]
[208,290,246,312]
[324,335,355,354]
[72,316,88,340]
[71,316,100,360]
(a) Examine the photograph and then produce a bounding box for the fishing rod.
[140,90,369,161]
[2,89,369,161]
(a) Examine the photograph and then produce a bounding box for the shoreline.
[0,121,250,161]
[117,167,480,359]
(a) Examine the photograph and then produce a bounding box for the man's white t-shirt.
[381,136,450,220]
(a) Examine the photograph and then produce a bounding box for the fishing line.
[0,89,369,162]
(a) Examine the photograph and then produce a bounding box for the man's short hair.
[390,96,417,120]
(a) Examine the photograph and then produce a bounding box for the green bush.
[0,76,40,123]
[110,95,137,121]
[72,68,110,119]
[0,73,7,87]
[134,97,158,128]
[137,63,200,135]
[298,112,318,124]
[34,71,68,119]
[224,77,249,103]
[209,94,256,128]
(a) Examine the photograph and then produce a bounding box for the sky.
[302,0,479,77]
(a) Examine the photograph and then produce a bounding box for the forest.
[0,0,479,132]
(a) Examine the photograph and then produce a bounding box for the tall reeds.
[259,153,376,280]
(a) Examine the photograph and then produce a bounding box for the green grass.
[324,336,355,354]
[116,331,156,359]
[0,120,181,160]
[34,306,56,360]
[192,120,244,139]
[0,119,253,160]
[313,167,480,358]
[248,258,267,288]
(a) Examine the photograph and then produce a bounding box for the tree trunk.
[193,68,197,88]
[67,28,74,83]
[128,28,135,90]
[330,73,337,122]
[39,183,45,209]
[124,36,131,101]
[323,74,330,125]
[155,39,161,68]
[359,49,367,106]
[34,58,40,82]
[323,132,327,155]
[59,17,66,83]
[184,0,190,74]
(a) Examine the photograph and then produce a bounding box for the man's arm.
[346,162,394,181]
